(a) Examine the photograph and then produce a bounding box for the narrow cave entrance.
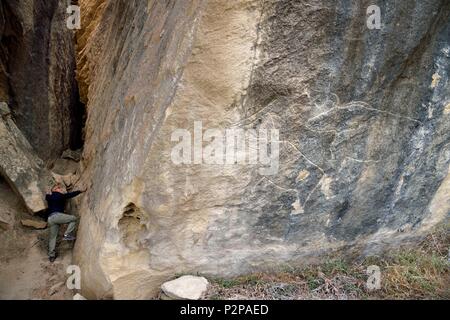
[68,0,86,153]
[69,88,86,152]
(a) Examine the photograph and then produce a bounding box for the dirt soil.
[0,178,74,300]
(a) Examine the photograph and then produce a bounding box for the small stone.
[48,281,65,296]
[0,102,11,117]
[159,292,173,300]
[62,149,82,162]
[52,172,77,189]
[0,211,13,229]
[21,219,47,229]
[52,158,79,175]
[73,293,87,300]
[48,275,59,282]
[161,275,209,300]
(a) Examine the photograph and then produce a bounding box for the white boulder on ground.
[161,275,209,300]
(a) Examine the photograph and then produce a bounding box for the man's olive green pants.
[48,212,77,258]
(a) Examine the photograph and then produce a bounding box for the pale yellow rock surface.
[72,0,450,300]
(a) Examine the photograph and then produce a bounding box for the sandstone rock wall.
[0,103,53,213]
[74,0,450,299]
[0,0,80,160]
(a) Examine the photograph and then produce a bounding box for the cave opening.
[69,88,86,152]
[68,0,85,153]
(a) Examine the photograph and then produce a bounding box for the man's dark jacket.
[45,191,82,218]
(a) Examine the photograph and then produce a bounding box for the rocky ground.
[0,178,73,300]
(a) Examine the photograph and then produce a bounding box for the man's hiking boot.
[63,234,76,241]
[49,254,57,262]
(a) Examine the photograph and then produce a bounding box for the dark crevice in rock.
[0,0,85,161]
[69,90,86,151]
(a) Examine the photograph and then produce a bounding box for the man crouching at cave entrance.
[46,183,85,262]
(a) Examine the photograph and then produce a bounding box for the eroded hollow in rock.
[118,203,148,250]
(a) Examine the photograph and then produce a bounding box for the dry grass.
[371,226,450,299]
[204,225,449,300]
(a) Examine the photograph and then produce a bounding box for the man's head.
[51,184,64,193]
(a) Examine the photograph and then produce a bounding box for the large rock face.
[74,0,450,299]
[0,0,82,160]
[0,103,53,213]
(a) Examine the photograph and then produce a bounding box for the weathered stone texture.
[0,103,53,213]
[161,275,209,300]
[0,0,80,160]
[74,0,450,299]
